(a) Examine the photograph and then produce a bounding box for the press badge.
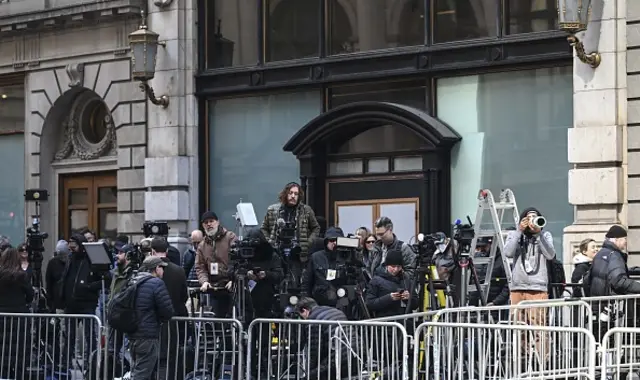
[326,269,337,281]
[210,263,219,276]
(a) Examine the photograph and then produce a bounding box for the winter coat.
[571,254,592,297]
[260,202,321,261]
[109,262,135,301]
[370,235,416,277]
[129,273,174,340]
[230,243,283,313]
[306,306,351,373]
[45,254,67,310]
[58,251,111,312]
[0,270,33,313]
[160,257,189,317]
[590,240,640,297]
[195,228,237,287]
[365,270,418,318]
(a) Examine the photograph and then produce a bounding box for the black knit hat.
[606,225,627,239]
[385,249,403,266]
[200,211,218,223]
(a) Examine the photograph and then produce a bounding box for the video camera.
[452,217,475,256]
[124,244,146,269]
[276,218,301,257]
[411,232,445,267]
[142,221,169,238]
[230,237,262,260]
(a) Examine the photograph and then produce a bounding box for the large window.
[205,0,259,68]
[437,67,572,257]
[0,84,25,244]
[209,92,321,229]
[203,0,559,69]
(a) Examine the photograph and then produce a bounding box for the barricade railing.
[247,318,409,380]
[433,300,593,331]
[414,321,597,380]
[370,310,440,345]
[103,316,243,380]
[0,312,102,380]
[519,294,640,346]
[600,327,640,380]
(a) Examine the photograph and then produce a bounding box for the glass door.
[334,198,419,242]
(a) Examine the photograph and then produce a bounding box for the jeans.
[130,338,160,380]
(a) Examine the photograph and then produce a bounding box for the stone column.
[145,0,199,254]
[356,0,387,51]
[563,0,627,262]
[626,0,640,261]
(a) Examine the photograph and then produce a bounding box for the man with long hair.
[261,182,320,280]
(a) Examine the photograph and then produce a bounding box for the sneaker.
[115,371,131,380]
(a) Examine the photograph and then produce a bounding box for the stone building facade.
[0,0,637,266]
[0,0,198,254]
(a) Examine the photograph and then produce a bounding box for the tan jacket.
[195,228,237,286]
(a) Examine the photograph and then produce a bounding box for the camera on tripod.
[230,237,262,260]
[411,232,445,267]
[124,244,146,270]
[276,218,301,256]
[452,217,475,256]
[24,189,49,268]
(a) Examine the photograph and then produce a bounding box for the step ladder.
[469,189,520,305]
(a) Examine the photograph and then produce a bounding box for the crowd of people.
[0,181,636,379]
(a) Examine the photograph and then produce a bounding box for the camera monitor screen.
[83,242,112,271]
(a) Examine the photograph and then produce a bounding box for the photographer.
[195,211,237,317]
[372,217,416,277]
[261,182,320,278]
[301,228,363,307]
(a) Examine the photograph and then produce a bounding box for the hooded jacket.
[58,234,111,311]
[571,253,592,297]
[365,270,417,318]
[300,228,362,306]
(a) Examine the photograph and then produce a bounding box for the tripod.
[406,261,447,313]
[454,249,485,308]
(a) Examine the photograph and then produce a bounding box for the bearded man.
[194,211,237,318]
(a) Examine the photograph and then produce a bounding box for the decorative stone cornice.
[0,0,142,35]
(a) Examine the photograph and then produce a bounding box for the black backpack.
[107,276,152,334]
[579,267,593,297]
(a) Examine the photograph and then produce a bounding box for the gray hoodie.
[504,229,556,292]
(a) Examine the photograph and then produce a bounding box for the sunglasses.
[366,240,375,244]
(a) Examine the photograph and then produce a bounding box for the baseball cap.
[141,256,168,271]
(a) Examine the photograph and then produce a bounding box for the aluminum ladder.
[469,189,520,304]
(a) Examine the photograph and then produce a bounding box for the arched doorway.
[283,102,460,240]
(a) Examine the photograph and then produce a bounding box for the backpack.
[107,276,152,334]
[578,267,592,297]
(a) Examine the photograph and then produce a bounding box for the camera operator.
[195,211,237,317]
[46,240,71,312]
[231,228,283,374]
[372,217,416,277]
[469,237,510,307]
[261,182,320,278]
[301,228,363,308]
[58,233,111,371]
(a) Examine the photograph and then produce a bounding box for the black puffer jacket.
[129,273,174,340]
[571,254,592,297]
[306,306,350,373]
[365,271,418,318]
[590,240,640,297]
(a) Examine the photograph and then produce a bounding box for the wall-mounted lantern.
[128,11,169,108]
[558,0,601,68]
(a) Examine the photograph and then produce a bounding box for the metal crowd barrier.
[0,312,102,380]
[103,316,243,380]
[414,321,597,380]
[601,327,640,380]
[247,318,409,380]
